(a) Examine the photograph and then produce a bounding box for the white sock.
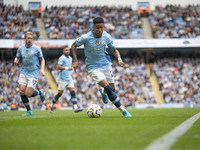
[118,106,126,113]
[73,104,78,110]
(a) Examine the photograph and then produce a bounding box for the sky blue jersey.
[16,44,43,78]
[58,54,72,81]
[75,31,114,71]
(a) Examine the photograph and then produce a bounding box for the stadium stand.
[149,4,200,39]
[0,2,199,111]
[42,5,144,39]
[0,4,40,39]
[154,57,200,104]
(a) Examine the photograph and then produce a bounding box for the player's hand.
[40,70,45,76]
[14,61,18,66]
[68,67,73,71]
[73,61,79,72]
[14,59,18,66]
[118,58,124,67]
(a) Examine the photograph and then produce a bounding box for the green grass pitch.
[0,108,200,150]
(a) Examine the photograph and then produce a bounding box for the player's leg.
[88,69,108,104]
[99,80,131,117]
[67,81,83,113]
[99,87,109,104]
[50,90,63,113]
[104,69,132,117]
[28,78,45,102]
[99,69,116,104]
[18,74,33,116]
[50,80,65,113]
[19,84,33,116]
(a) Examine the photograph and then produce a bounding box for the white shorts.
[88,68,114,83]
[18,74,38,89]
[57,80,75,90]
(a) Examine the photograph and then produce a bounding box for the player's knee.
[104,85,117,101]
[25,91,32,97]
[20,90,25,96]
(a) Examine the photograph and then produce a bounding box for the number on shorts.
[32,79,37,86]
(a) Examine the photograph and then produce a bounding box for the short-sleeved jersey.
[16,44,43,78]
[58,54,72,81]
[75,31,114,71]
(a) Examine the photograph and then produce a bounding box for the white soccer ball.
[87,104,102,118]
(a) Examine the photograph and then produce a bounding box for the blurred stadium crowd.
[1,4,200,40]
[42,5,144,39]
[0,4,40,39]
[0,56,199,111]
[154,57,200,104]
[0,3,200,111]
[149,4,200,38]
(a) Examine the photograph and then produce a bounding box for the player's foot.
[50,106,53,113]
[22,110,33,116]
[74,107,83,113]
[123,110,132,117]
[40,89,45,102]
[99,87,108,104]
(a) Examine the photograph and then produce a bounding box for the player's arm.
[71,42,79,72]
[40,57,45,76]
[14,47,21,65]
[14,57,19,65]
[57,65,73,71]
[112,48,124,67]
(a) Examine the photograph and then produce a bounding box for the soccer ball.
[87,104,102,118]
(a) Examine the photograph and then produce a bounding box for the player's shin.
[104,85,125,112]
[51,93,62,107]
[70,91,78,110]
[31,90,39,97]
[21,95,31,111]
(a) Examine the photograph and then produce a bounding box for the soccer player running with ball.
[71,17,132,117]
[50,47,83,113]
[14,31,45,116]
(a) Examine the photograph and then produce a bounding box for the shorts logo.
[95,40,99,45]
[26,50,29,54]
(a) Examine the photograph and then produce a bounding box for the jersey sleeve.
[75,35,85,47]
[107,35,115,49]
[37,47,43,58]
[16,47,22,58]
[58,57,64,66]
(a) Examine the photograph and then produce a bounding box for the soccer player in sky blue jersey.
[71,17,132,117]
[14,31,45,116]
[50,47,83,113]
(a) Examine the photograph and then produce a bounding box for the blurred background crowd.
[1,4,200,40]
[0,3,199,111]
[0,55,199,111]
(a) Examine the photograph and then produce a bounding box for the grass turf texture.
[0,108,200,150]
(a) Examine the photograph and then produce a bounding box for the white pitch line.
[145,112,200,150]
